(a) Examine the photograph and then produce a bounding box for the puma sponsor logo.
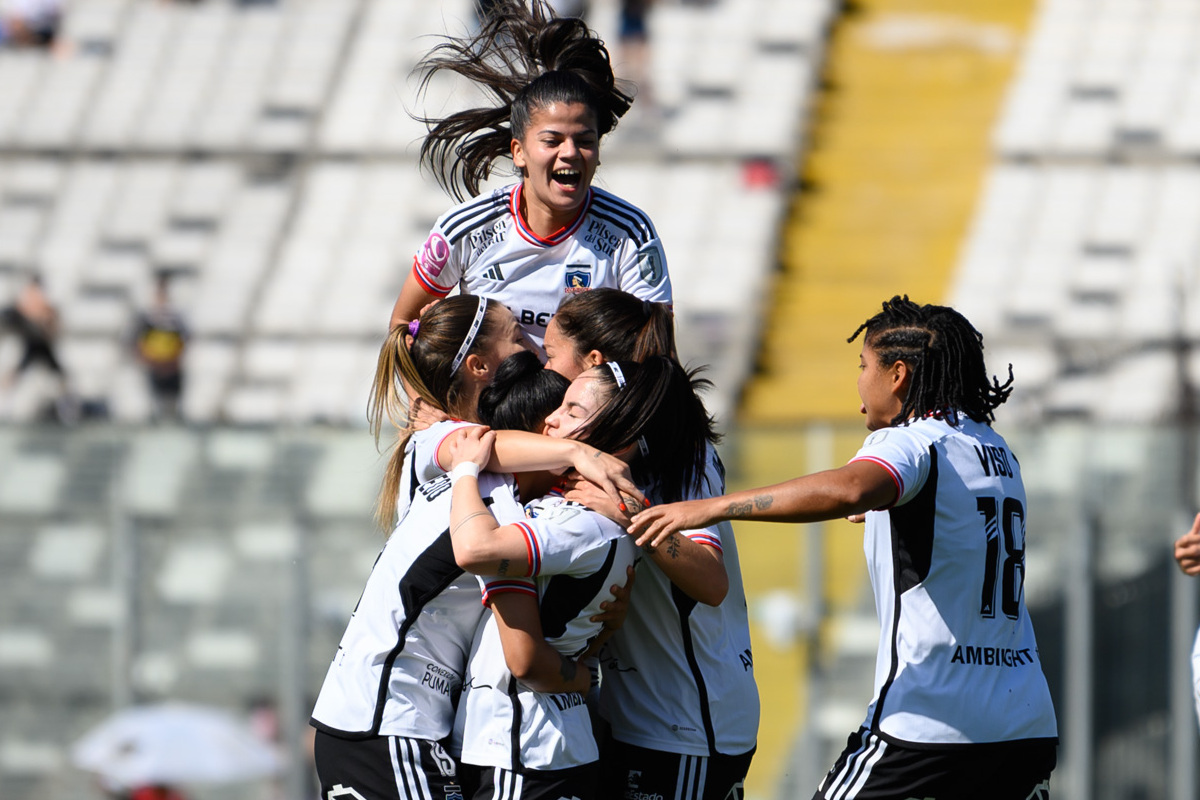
[420,662,459,695]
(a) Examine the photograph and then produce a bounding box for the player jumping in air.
[389,0,671,353]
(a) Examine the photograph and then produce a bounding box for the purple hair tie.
[408,319,420,338]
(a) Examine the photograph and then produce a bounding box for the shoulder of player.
[435,185,513,245]
[587,186,658,245]
[526,498,621,536]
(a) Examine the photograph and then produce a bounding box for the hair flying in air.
[848,295,1013,427]
[415,0,632,200]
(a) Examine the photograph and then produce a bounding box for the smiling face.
[511,101,600,236]
[542,370,612,440]
[857,342,908,431]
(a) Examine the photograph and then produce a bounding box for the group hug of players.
[308,4,1059,800]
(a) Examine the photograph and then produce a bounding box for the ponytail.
[554,288,676,363]
[368,295,505,528]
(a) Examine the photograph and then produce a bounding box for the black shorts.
[813,728,1056,800]
[472,763,596,800]
[313,730,467,800]
[599,738,755,800]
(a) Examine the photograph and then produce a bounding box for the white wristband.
[450,462,481,485]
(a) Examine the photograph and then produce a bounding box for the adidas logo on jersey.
[482,263,505,281]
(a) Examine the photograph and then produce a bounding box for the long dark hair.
[848,295,1013,427]
[573,357,716,504]
[416,0,632,200]
[369,295,509,526]
[478,350,570,433]
[553,288,676,362]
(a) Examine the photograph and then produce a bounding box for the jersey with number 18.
[850,415,1058,747]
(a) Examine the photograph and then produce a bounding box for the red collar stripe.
[510,184,591,247]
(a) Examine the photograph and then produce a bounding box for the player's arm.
[437,428,643,511]
[1175,512,1200,576]
[640,532,727,606]
[489,430,643,509]
[564,479,727,606]
[389,270,442,331]
[628,460,898,549]
[489,592,590,694]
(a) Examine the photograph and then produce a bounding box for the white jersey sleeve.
[1192,625,1200,730]
[852,425,934,508]
[513,499,619,577]
[411,189,509,297]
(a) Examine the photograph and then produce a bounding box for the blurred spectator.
[131,274,189,422]
[546,0,588,19]
[0,0,61,49]
[127,787,190,800]
[2,274,75,420]
[477,0,587,26]
[618,0,653,106]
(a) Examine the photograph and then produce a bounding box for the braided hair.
[416,0,632,200]
[848,295,1013,427]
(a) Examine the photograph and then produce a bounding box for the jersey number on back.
[976,496,1025,620]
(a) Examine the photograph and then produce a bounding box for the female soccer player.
[544,288,759,800]
[445,357,718,800]
[388,0,671,351]
[630,296,1059,800]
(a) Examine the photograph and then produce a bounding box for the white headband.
[607,362,626,389]
[606,362,649,457]
[450,297,489,375]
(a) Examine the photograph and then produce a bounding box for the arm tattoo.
[727,500,753,517]
[754,494,774,511]
[665,533,681,560]
[558,654,577,683]
[497,559,510,576]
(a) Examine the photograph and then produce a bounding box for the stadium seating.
[953,0,1200,424]
[0,0,833,428]
[0,2,834,798]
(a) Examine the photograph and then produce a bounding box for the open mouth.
[552,168,582,189]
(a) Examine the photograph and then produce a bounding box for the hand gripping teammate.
[1174,513,1200,731]
[629,296,1059,800]
[544,288,758,800]
[445,357,717,800]
[389,0,671,352]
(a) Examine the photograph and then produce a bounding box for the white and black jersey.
[410,183,672,351]
[599,445,760,758]
[311,467,525,742]
[849,415,1058,746]
[392,420,478,527]
[457,495,638,772]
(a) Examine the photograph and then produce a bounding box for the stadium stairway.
[726,1,1037,794]
[741,0,1036,424]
